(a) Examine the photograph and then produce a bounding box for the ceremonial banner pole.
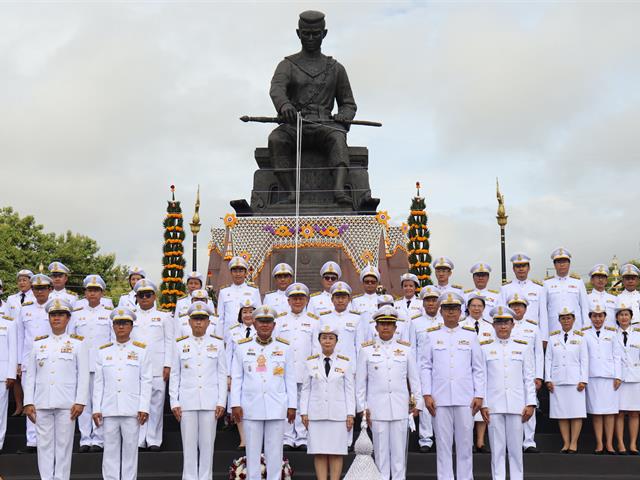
[293,112,302,282]
[496,179,508,285]
[190,185,201,272]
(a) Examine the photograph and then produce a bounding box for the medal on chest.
[61,340,73,354]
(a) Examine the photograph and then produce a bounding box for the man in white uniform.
[617,264,640,322]
[432,257,464,295]
[47,262,78,305]
[0,297,17,453]
[308,261,342,315]
[263,263,294,314]
[351,265,381,315]
[464,263,499,321]
[218,256,262,336]
[587,264,617,326]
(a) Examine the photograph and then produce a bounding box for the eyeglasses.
[137,292,154,299]
[363,280,378,285]
[113,320,133,326]
[323,276,338,282]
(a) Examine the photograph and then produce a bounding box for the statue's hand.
[333,113,349,125]
[280,104,297,125]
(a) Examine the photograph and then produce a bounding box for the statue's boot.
[333,166,351,205]
[274,171,296,203]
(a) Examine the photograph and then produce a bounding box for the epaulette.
[488,289,499,294]
[581,325,592,331]
[604,326,617,332]
[396,317,406,322]
[514,339,528,345]
[480,339,493,345]
[550,330,560,336]
[570,272,582,280]
[238,337,252,344]
[544,274,553,280]
[310,291,321,297]
[361,340,375,348]
[394,295,403,301]
[229,323,239,330]
[2,315,13,321]
[157,307,172,313]
[132,341,146,348]
[218,284,231,290]
[411,313,422,320]
[462,325,476,332]
[574,330,584,336]
[22,301,34,306]
[306,312,319,320]
[73,307,83,312]
[464,288,474,294]
[319,310,331,316]
[352,293,363,299]
[426,325,441,332]
[176,335,189,342]
[452,284,463,289]
[67,291,78,296]
[634,327,640,333]
[337,354,350,361]
[70,333,84,341]
[349,310,361,315]
[525,319,538,326]
[503,280,512,285]
[532,279,543,287]
[246,281,258,288]
[277,311,287,318]
[100,342,113,349]
[307,354,319,360]
[35,334,49,341]
[179,312,189,318]
[397,339,410,347]
[210,334,224,340]
[105,306,114,310]
[276,336,290,345]
[265,290,276,295]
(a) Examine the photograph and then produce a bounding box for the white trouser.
[35,408,76,480]
[139,376,165,447]
[487,413,524,480]
[283,383,306,447]
[418,408,434,447]
[433,405,474,480]
[103,416,140,480]
[371,419,408,480]
[244,419,284,480]
[79,372,103,447]
[23,368,37,447]
[0,383,7,449]
[523,410,536,448]
[180,410,217,480]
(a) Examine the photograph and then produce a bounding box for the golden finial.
[190,185,202,235]
[496,178,508,227]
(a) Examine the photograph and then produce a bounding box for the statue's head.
[297,10,327,53]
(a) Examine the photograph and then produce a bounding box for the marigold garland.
[159,186,187,311]
[407,182,432,288]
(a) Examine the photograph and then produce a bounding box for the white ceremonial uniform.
[173,296,216,326]
[24,333,89,480]
[360,310,412,344]
[587,290,617,327]
[544,275,590,337]
[583,325,621,414]
[499,279,547,335]
[17,299,52,447]
[117,291,137,310]
[618,326,640,410]
[94,340,152,480]
[299,353,355,455]
[49,288,78,305]
[274,310,319,448]
[74,297,114,309]
[6,289,35,319]
[512,318,544,448]
[464,288,499,321]
[69,304,114,448]
[357,338,422,480]
[314,310,363,365]
[308,290,333,316]
[617,290,640,324]
[394,295,424,319]
[263,289,290,314]
[131,306,173,448]
[230,336,297,480]
[460,316,495,343]
[218,283,262,335]
[544,329,589,419]
[433,283,464,296]
[226,324,256,378]
[420,324,486,480]
[0,312,18,450]
[170,334,227,480]
[174,311,221,340]
[351,293,379,316]
[480,337,536,480]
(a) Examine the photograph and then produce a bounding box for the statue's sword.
[240,115,382,127]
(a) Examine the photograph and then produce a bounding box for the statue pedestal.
[207,214,408,295]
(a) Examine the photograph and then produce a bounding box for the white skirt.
[586,377,619,414]
[619,382,640,411]
[307,420,348,455]
[550,385,586,419]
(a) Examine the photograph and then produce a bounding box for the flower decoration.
[321,225,340,238]
[223,213,238,229]
[300,224,315,239]
[401,222,409,235]
[361,250,374,263]
[229,454,293,480]
[275,225,293,237]
[239,251,252,262]
[375,210,390,227]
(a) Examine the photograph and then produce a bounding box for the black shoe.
[567,449,577,454]
[297,444,307,452]
[560,448,569,454]
[476,445,491,454]
[629,450,640,456]
[524,446,539,453]
[90,445,103,453]
[594,450,604,455]
[79,445,90,453]
[419,446,432,453]
[617,449,628,455]
[605,450,617,455]
[17,446,36,454]
[237,445,246,452]
[283,445,294,452]
[148,445,161,452]
[348,445,354,453]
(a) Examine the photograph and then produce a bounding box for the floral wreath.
[229,454,293,480]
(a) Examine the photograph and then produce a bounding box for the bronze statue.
[268,10,357,205]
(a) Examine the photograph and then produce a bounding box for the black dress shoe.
[237,445,246,452]
[297,445,307,452]
[605,450,617,455]
[283,445,294,452]
[148,445,161,452]
[476,445,491,454]
[567,449,577,454]
[17,446,37,454]
[594,450,604,455]
[419,446,432,453]
[90,445,103,453]
[524,446,539,453]
[629,450,640,456]
[560,449,569,454]
[79,445,90,453]
[618,450,628,455]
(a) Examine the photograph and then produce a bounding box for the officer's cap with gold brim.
[272,263,294,277]
[110,308,136,322]
[186,271,205,286]
[17,269,34,279]
[252,305,277,321]
[320,261,342,278]
[48,261,70,274]
[589,304,607,315]
[615,301,634,315]
[550,248,572,261]
[45,298,73,315]
[438,292,464,306]
[188,301,213,317]
[134,279,157,293]
[419,286,440,300]
[318,322,338,337]
[470,263,492,275]
[621,264,640,278]
[510,253,531,265]
[373,305,399,323]
[488,305,515,323]
[558,306,576,317]
[507,293,529,307]
[359,265,380,283]
[229,256,249,271]
[128,266,146,278]
[400,273,420,287]
[376,294,394,306]
[191,289,209,301]
[83,274,106,290]
[589,264,609,278]
[330,281,352,296]
[31,274,52,287]
[285,282,309,297]
[433,256,454,270]
[238,297,259,309]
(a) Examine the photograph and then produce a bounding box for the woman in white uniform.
[614,302,640,455]
[583,304,621,454]
[300,324,355,480]
[545,306,588,453]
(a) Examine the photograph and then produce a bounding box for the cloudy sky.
[2,1,639,288]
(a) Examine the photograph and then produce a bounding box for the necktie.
[406,299,411,309]
[245,327,251,338]
[475,320,480,335]
[20,292,26,304]
[564,332,568,343]
[596,330,600,338]
[624,331,628,347]
[324,357,331,377]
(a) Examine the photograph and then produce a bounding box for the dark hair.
[237,306,254,323]
[466,296,485,315]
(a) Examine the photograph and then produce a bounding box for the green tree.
[0,207,128,298]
